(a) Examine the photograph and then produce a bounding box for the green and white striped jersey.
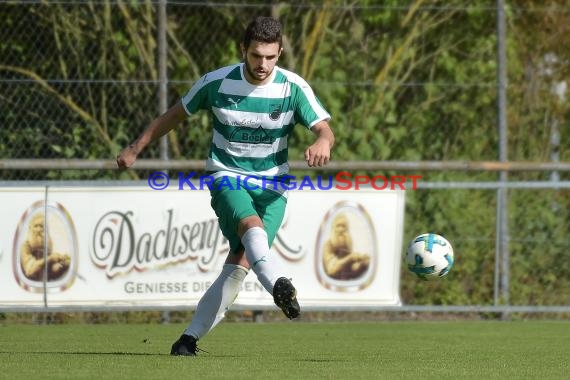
[181,63,330,182]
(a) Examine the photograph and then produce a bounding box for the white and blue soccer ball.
[406,233,454,280]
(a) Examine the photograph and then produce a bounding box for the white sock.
[184,264,248,339]
[242,227,282,294]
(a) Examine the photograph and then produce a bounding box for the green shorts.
[210,177,287,254]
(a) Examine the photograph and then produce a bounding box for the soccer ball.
[406,233,454,280]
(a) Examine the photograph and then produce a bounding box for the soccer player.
[116,16,334,355]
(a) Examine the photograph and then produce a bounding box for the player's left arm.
[305,120,335,167]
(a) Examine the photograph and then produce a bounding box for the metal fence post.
[43,186,49,310]
[496,0,510,313]
[158,0,169,163]
[158,0,171,322]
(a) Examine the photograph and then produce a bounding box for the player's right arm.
[116,101,187,169]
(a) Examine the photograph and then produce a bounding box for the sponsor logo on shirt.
[229,126,274,144]
[269,104,282,121]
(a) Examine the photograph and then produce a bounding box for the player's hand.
[116,144,139,169]
[304,137,331,167]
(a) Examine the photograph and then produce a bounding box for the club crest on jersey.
[269,104,282,121]
[229,126,274,145]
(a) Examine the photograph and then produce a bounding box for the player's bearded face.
[242,41,282,84]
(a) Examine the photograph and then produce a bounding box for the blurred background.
[1,0,569,322]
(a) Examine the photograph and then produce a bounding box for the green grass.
[0,321,568,379]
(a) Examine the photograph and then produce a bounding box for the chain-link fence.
[3,1,568,176]
[1,1,513,180]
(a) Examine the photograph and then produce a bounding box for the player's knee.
[237,216,264,236]
[226,250,250,268]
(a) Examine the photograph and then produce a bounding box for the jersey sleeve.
[291,77,331,128]
[181,74,211,115]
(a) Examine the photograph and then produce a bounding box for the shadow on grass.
[0,351,167,356]
[0,352,348,361]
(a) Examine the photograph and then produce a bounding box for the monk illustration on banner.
[322,213,370,281]
[20,212,71,281]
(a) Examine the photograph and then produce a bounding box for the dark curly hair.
[243,17,283,49]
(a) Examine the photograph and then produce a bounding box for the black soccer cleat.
[170,334,199,356]
[273,277,300,319]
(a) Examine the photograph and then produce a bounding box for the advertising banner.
[0,185,405,310]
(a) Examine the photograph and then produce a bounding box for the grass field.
[0,321,568,379]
